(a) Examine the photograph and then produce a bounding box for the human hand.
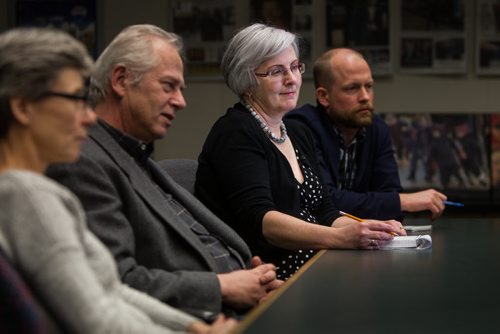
[217,263,278,309]
[335,219,404,249]
[187,314,238,334]
[250,256,284,288]
[258,280,284,304]
[250,256,263,268]
[400,189,446,220]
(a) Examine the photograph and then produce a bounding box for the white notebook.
[380,235,432,250]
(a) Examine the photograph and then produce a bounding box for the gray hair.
[90,24,183,104]
[0,27,93,138]
[221,23,299,98]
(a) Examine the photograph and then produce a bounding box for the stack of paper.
[379,235,432,250]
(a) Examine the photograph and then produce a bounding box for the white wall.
[1,0,499,160]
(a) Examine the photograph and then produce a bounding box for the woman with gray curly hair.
[0,27,235,333]
[196,23,403,280]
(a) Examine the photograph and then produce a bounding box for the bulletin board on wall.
[168,0,390,79]
[399,0,466,74]
[476,0,500,75]
[168,0,316,79]
[326,0,391,76]
[10,0,97,58]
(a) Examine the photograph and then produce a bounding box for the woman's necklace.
[242,101,288,145]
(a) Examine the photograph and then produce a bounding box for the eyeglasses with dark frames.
[39,90,90,109]
[254,62,305,78]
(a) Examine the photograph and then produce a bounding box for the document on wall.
[380,235,432,250]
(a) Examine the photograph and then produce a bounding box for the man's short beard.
[330,109,374,129]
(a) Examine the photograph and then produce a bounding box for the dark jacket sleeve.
[47,145,222,321]
[288,105,403,221]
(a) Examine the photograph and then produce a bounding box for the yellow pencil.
[339,210,398,236]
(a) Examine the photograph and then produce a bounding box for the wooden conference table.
[238,219,500,333]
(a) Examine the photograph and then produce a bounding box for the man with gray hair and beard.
[47,24,281,322]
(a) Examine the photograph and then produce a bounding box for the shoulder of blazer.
[288,104,333,140]
[82,122,141,179]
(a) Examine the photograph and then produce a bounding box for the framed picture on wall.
[325,0,391,76]
[250,0,292,30]
[291,0,314,75]
[476,0,500,75]
[400,0,466,74]
[382,113,490,202]
[249,0,314,77]
[491,114,500,202]
[13,0,97,58]
[169,0,237,79]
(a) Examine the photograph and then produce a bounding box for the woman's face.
[28,68,96,165]
[249,45,302,117]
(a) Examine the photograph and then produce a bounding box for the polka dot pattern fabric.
[277,150,322,280]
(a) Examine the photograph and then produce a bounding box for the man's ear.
[316,87,329,108]
[9,97,31,126]
[110,65,129,97]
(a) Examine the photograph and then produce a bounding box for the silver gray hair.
[90,24,183,104]
[0,27,93,138]
[221,23,299,98]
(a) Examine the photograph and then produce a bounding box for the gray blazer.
[47,122,252,320]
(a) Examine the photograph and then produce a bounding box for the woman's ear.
[110,65,129,97]
[316,87,329,108]
[9,97,31,126]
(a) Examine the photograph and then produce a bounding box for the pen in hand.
[443,200,464,207]
[339,210,399,236]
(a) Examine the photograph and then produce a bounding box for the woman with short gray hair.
[196,23,403,280]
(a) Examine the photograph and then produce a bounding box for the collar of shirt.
[332,124,367,149]
[98,119,154,168]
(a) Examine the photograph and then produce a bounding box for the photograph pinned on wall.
[169,0,237,78]
[249,0,315,76]
[325,0,391,76]
[400,0,466,74]
[250,0,292,30]
[292,0,314,72]
[14,0,97,58]
[491,114,500,201]
[382,113,490,193]
[476,0,500,75]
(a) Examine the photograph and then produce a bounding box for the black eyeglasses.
[40,91,89,103]
[37,90,91,112]
[255,62,306,78]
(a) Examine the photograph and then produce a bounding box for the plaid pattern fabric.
[0,249,47,334]
[101,120,244,273]
[333,126,366,191]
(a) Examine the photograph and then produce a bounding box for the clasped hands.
[217,256,283,310]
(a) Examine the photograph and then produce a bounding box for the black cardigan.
[195,102,340,265]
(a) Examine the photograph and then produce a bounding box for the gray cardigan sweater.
[0,170,197,334]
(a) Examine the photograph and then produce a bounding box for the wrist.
[399,193,408,211]
[217,273,231,303]
[187,321,210,334]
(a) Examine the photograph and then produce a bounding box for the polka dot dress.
[277,149,323,280]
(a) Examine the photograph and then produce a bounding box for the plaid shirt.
[100,120,244,273]
[333,125,366,191]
